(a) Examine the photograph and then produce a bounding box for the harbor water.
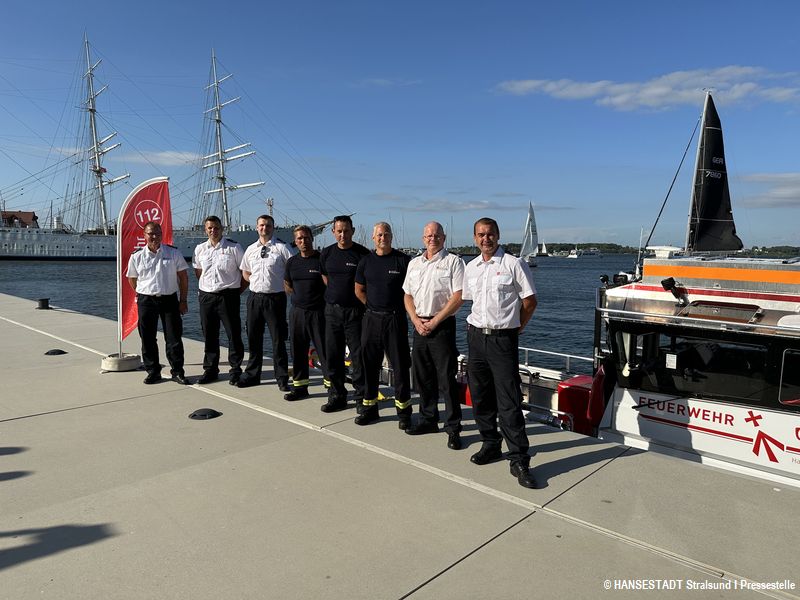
[0,254,637,374]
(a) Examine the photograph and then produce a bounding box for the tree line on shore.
[444,243,800,258]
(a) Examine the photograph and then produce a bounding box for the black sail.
[686,93,743,252]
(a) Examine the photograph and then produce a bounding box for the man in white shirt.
[462,217,538,488]
[192,215,246,385]
[403,221,465,449]
[126,221,190,385]
[238,214,294,390]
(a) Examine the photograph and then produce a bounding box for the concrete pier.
[1,292,796,599]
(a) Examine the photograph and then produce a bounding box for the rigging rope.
[642,117,701,251]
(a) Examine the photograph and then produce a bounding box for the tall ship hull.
[0,226,296,260]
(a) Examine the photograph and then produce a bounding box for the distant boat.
[566,245,601,259]
[519,202,538,267]
[537,241,549,257]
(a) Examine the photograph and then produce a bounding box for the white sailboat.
[537,240,548,257]
[519,202,538,267]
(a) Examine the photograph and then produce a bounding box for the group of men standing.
[126,214,538,488]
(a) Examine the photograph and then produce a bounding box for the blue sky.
[1,0,798,248]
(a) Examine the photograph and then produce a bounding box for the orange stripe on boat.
[644,264,800,285]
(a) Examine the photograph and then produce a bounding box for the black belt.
[253,291,283,296]
[469,324,516,337]
[367,308,401,315]
[200,288,238,295]
[138,292,176,298]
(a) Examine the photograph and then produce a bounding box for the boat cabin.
[595,255,800,485]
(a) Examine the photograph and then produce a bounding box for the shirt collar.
[422,247,446,263]
[480,246,505,264]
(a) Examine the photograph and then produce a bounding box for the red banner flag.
[116,177,172,342]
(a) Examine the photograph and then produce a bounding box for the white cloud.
[113,150,198,167]
[740,172,800,208]
[386,199,521,213]
[496,67,800,111]
[357,78,422,88]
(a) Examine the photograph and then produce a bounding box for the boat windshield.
[607,322,800,413]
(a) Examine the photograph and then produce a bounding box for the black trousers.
[199,289,244,375]
[137,293,184,376]
[289,305,328,388]
[467,326,530,461]
[411,316,462,433]
[361,310,411,414]
[244,292,289,382]
[324,303,365,400]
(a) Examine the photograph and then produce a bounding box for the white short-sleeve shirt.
[402,248,465,316]
[193,238,244,292]
[463,246,536,329]
[240,238,295,294]
[126,244,189,296]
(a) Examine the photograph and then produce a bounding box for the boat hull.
[0,227,296,260]
[594,254,800,487]
[599,388,800,485]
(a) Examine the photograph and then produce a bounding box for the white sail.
[538,241,548,256]
[519,202,538,265]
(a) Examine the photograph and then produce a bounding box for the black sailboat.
[684,92,743,252]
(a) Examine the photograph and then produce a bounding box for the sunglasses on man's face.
[261,246,268,258]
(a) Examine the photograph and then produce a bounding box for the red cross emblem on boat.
[745,410,762,426]
[745,410,784,463]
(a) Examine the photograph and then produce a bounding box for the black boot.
[354,405,379,425]
[284,387,310,401]
[510,460,537,489]
[470,443,503,465]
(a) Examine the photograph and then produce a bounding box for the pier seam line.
[0,315,107,357]
[190,386,796,599]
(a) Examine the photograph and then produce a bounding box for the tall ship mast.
[0,38,130,259]
[172,51,332,254]
[83,37,130,235]
[197,51,264,231]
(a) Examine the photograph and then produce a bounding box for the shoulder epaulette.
[165,243,177,249]
[132,247,143,253]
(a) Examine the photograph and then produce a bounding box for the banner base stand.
[101,353,142,372]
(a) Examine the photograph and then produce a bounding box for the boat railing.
[519,346,592,374]
[597,306,800,338]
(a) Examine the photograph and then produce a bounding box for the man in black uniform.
[319,215,370,412]
[283,225,329,401]
[354,222,412,428]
